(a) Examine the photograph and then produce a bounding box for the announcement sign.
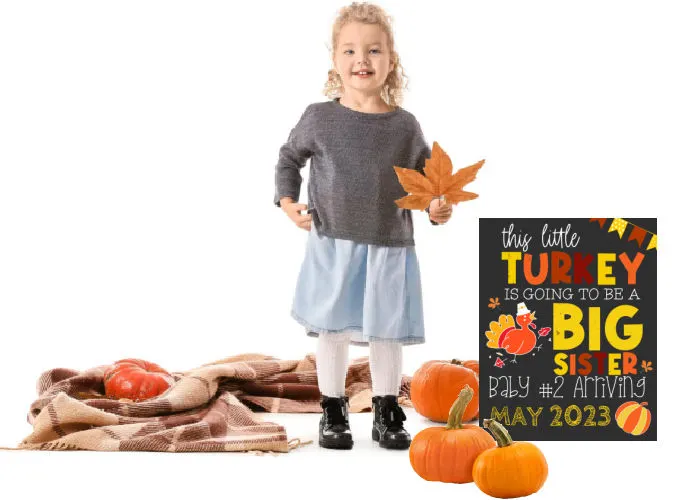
[479,218,657,440]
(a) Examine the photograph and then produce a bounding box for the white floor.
[1,407,667,499]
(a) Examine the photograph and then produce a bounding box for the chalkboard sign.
[479,218,656,440]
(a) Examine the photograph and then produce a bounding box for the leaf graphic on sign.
[394,142,484,210]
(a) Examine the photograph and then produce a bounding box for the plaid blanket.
[5,353,411,453]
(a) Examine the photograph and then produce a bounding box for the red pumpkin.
[411,359,479,423]
[104,358,174,401]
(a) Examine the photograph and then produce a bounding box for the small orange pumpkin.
[472,419,548,498]
[411,359,479,422]
[409,386,496,483]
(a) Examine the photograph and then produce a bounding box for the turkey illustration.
[485,302,551,364]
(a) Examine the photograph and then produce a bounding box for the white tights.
[316,331,402,397]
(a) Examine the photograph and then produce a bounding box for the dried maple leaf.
[394,141,484,210]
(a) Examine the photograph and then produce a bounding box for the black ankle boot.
[372,395,411,449]
[319,395,353,449]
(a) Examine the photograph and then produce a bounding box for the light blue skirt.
[291,223,425,346]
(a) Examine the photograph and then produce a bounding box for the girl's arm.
[274,105,315,207]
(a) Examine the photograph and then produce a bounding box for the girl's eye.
[343,49,380,55]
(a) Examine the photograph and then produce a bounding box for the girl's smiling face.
[333,22,395,98]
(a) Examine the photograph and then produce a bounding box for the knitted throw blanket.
[9,353,411,453]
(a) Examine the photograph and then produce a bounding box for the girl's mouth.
[352,71,374,78]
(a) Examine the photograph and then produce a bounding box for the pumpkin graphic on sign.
[615,401,652,436]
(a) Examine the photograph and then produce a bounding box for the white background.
[0,0,697,497]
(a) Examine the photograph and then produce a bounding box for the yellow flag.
[608,218,628,238]
[647,234,657,250]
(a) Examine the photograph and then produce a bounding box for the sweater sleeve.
[274,105,315,207]
[413,122,439,226]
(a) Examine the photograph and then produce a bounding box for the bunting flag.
[590,218,607,228]
[589,218,657,251]
[628,225,647,246]
[647,234,657,251]
[609,218,628,238]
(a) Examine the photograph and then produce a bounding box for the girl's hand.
[280,197,312,231]
[429,198,452,224]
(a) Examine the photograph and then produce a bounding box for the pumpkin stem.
[445,385,474,430]
[450,358,463,365]
[483,419,513,447]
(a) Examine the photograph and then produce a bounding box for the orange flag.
[628,226,647,247]
[589,218,607,229]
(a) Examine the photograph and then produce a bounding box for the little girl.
[274,2,452,450]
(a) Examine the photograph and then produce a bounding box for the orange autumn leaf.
[393,165,435,194]
[394,194,435,210]
[393,141,484,210]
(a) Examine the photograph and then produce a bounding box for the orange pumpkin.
[472,419,548,498]
[411,359,479,422]
[460,360,480,417]
[104,358,174,401]
[410,386,496,483]
[461,359,479,375]
[423,358,480,374]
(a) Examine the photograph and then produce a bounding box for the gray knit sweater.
[274,98,434,247]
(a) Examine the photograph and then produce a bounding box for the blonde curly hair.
[323,2,408,107]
